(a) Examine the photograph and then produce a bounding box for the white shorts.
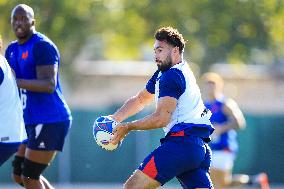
[211,150,235,171]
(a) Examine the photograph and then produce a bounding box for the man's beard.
[157,56,172,72]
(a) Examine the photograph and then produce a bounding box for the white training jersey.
[154,61,212,134]
[0,55,27,143]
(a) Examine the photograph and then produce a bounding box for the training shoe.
[254,173,270,189]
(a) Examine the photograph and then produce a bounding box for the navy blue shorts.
[0,142,21,166]
[25,120,71,151]
[138,131,213,189]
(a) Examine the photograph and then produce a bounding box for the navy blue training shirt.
[5,32,71,124]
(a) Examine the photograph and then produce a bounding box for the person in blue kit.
[110,26,214,189]
[201,72,270,189]
[5,4,72,189]
[0,35,27,167]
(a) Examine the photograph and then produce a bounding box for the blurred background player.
[0,35,27,167]
[201,72,270,189]
[110,26,214,189]
[5,4,72,189]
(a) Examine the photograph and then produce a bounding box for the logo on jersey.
[21,51,29,60]
[201,108,209,117]
[35,124,43,139]
[0,137,10,142]
[38,142,46,149]
[10,52,14,58]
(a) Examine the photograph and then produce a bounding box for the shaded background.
[1,0,284,188]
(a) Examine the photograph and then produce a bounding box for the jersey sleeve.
[4,46,10,62]
[33,41,59,66]
[5,44,13,65]
[145,70,159,94]
[158,68,185,99]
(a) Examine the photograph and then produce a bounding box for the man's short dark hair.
[11,4,34,19]
[155,26,186,53]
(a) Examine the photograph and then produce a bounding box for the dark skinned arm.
[16,64,57,93]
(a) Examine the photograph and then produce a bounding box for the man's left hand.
[111,123,130,145]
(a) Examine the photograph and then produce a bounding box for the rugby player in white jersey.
[0,35,27,167]
[110,27,214,189]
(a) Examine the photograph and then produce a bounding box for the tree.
[1,0,283,72]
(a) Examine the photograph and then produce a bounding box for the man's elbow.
[46,80,56,93]
[46,86,55,93]
[239,121,246,130]
[234,120,246,130]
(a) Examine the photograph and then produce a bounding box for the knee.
[22,175,43,188]
[124,183,139,189]
[124,175,143,189]
[22,158,48,180]
[22,175,31,186]
[12,174,24,186]
[124,178,135,189]
[11,156,25,186]
[124,170,160,189]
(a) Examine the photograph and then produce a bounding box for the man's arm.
[112,88,154,122]
[214,98,246,135]
[16,41,59,93]
[16,64,57,93]
[128,96,176,130]
[111,96,177,144]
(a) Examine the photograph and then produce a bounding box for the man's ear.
[173,46,179,54]
[31,19,35,26]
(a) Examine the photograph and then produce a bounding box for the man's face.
[204,80,217,95]
[154,40,173,72]
[11,7,34,40]
[202,80,223,98]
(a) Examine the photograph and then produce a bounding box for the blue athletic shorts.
[25,120,71,151]
[138,131,213,189]
[0,142,21,166]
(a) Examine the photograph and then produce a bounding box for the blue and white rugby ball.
[93,116,119,151]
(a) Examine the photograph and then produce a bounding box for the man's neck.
[172,56,183,65]
[18,29,36,44]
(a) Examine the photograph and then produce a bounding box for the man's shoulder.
[161,68,184,81]
[33,32,59,53]
[34,32,54,44]
[6,40,18,49]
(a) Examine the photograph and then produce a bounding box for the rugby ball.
[93,116,120,151]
